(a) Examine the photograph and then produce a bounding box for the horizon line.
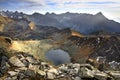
[0,10,120,23]
[0,10,103,15]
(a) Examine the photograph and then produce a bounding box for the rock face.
[0,51,120,80]
[0,15,13,32]
[0,13,60,40]
[87,36,120,70]
[29,22,36,30]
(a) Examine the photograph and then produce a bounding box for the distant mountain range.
[0,11,120,34]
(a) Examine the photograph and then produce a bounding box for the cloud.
[0,0,45,8]
[20,0,46,6]
[49,0,120,4]
[1,0,120,7]
[83,0,120,2]
[46,0,120,10]
[86,2,117,4]
[1,0,120,9]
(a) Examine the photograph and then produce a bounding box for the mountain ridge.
[0,11,120,34]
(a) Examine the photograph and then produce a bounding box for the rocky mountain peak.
[95,12,106,18]
[96,12,103,15]
[45,12,50,15]
[32,12,42,16]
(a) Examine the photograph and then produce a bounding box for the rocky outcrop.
[0,51,120,80]
[87,36,120,70]
[0,15,13,24]
[29,22,36,30]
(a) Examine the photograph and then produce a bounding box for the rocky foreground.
[0,49,120,80]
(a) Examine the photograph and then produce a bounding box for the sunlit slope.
[9,40,54,60]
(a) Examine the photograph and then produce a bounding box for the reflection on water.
[45,49,71,65]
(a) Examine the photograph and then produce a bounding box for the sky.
[0,0,120,22]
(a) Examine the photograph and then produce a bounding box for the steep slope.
[0,14,29,32]
[0,15,13,32]
[0,14,60,40]
[26,13,63,28]
[71,30,84,37]
[46,12,120,34]
[87,36,120,70]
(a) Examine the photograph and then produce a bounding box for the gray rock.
[8,71,18,76]
[94,71,109,80]
[18,67,28,70]
[1,52,120,80]
[0,56,9,75]
[0,63,9,75]
[9,56,25,67]
[106,71,120,80]
[48,68,58,75]
[25,56,37,63]
[18,71,26,79]
[1,56,8,61]
[28,63,39,72]
[24,69,36,77]
[37,70,46,76]
[72,63,80,69]
[40,62,51,70]
[22,59,29,67]
[11,76,17,80]
[79,67,94,78]
[59,64,68,72]
[69,68,79,75]
[47,72,56,79]
[74,76,82,80]
[6,77,12,80]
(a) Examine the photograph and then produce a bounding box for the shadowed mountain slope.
[1,11,120,34]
